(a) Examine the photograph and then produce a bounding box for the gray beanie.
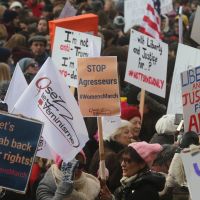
[18,57,36,73]
[155,114,178,134]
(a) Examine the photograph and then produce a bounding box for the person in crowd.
[150,114,179,145]
[137,92,167,142]
[0,80,9,101]
[163,131,200,200]
[0,62,11,82]
[28,35,48,67]
[18,57,39,83]
[2,9,20,39]
[100,141,165,200]
[37,152,100,200]
[89,120,133,192]
[4,33,27,50]
[151,144,177,200]
[120,101,141,142]
[0,24,8,47]
[37,17,49,35]
[0,47,11,64]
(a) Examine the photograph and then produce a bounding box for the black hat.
[3,9,18,23]
[28,35,47,46]
[180,131,199,148]
[0,47,11,62]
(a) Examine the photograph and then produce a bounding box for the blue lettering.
[189,69,195,84]
[196,66,200,82]
[193,163,200,176]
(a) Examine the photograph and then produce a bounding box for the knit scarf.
[120,174,138,187]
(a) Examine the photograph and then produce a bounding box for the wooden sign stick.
[97,117,106,181]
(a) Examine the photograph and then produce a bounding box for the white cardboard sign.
[125,29,168,97]
[52,27,101,87]
[167,44,200,114]
[181,66,200,134]
[191,6,200,45]
[181,151,200,200]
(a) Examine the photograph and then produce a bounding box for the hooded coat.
[114,171,165,200]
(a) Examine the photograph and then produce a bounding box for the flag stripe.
[140,0,161,40]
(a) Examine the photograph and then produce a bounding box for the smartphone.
[174,114,183,125]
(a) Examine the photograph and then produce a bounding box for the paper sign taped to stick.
[52,27,101,87]
[181,151,200,200]
[125,29,168,97]
[77,57,120,117]
[181,66,200,134]
[0,112,43,193]
[102,116,121,139]
[167,44,200,114]
[49,14,98,49]
[191,6,200,45]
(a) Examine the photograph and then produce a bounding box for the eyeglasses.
[120,157,133,164]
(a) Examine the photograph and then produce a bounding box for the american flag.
[139,0,161,40]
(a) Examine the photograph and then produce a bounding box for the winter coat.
[89,139,125,192]
[114,170,166,200]
[37,164,100,200]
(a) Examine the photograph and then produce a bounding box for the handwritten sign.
[181,151,200,200]
[125,29,168,97]
[181,66,200,134]
[0,112,43,193]
[77,57,120,117]
[167,44,200,114]
[52,27,101,87]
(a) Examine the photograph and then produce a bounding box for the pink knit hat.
[128,142,163,167]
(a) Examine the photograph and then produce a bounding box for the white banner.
[52,27,101,87]
[181,151,200,200]
[4,64,28,112]
[125,29,168,97]
[12,57,89,163]
[167,44,200,114]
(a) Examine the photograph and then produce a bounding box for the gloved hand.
[61,158,79,183]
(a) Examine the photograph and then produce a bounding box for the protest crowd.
[1,0,200,200]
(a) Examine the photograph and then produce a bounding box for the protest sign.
[167,44,200,114]
[124,0,173,33]
[77,57,120,117]
[12,57,89,163]
[52,27,101,87]
[181,151,200,200]
[160,0,173,14]
[4,64,28,112]
[59,1,77,19]
[49,13,98,49]
[125,29,168,98]
[181,66,200,134]
[102,116,121,139]
[0,112,43,193]
[191,6,200,45]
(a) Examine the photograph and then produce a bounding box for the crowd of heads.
[0,0,200,200]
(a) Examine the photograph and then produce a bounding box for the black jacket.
[114,171,165,200]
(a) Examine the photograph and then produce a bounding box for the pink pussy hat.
[128,141,163,167]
